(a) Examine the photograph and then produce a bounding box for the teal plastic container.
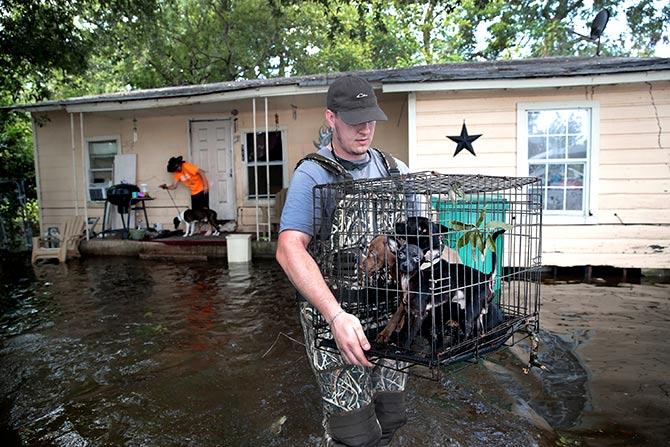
[431,196,509,297]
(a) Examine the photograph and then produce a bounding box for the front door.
[189,119,235,220]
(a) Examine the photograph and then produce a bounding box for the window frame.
[517,101,599,224]
[241,127,288,203]
[85,135,120,202]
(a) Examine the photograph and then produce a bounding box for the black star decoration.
[448,122,481,157]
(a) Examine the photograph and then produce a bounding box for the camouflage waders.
[299,302,408,446]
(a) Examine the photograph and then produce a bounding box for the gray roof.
[9,56,670,111]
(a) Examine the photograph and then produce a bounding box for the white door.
[189,120,235,220]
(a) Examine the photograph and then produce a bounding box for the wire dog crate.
[309,172,542,368]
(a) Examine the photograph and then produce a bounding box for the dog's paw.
[376,329,393,344]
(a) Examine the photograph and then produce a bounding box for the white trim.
[407,92,417,171]
[80,113,90,239]
[63,85,328,113]
[517,101,599,225]
[69,114,79,215]
[84,134,121,203]
[240,126,289,206]
[187,118,237,219]
[253,98,259,240]
[265,97,271,239]
[383,71,670,93]
[589,103,600,222]
[31,116,44,236]
[187,119,192,163]
[188,114,234,122]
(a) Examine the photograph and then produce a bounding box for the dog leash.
[165,189,181,213]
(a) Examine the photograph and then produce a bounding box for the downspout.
[79,112,90,240]
[30,115,44,236]
[252,98,260,241]
[264,97,271,241]
[70,113,79,215]
[407,92,417,171]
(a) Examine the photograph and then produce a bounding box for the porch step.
[79,236,276,261]
[139,253,208,262]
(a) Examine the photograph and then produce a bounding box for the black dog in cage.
[382,229,506,350]
[395,216,446,251]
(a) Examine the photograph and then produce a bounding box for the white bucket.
[140,183,148,193]
[226,234,252,263]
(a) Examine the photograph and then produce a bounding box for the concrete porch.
[79,235,277,261]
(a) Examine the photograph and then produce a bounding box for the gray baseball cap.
[326,76,388,125]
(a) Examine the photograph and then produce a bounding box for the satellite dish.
[571,9,610,56]
[589,9,610,40]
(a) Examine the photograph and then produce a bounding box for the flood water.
[0,256,666,446]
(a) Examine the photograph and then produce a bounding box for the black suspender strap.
[295,153,354,180]
[294,149,400,179]
[372,148,400,177]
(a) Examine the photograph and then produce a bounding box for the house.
[8,57,670,268]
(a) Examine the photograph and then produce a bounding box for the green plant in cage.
[449,208,512,258]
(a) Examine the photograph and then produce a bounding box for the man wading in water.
[276,76,410,446]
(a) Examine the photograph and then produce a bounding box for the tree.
[0,0,157,249]
[432,0,670,61]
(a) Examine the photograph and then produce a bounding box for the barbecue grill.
[101,184,143,238]
[106,184,140,214]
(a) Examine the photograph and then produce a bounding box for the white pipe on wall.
[30,116,44,236]
[79,112,90,240]
[264,97,271,241]
[252,98,259,241]
[69,113,79,215]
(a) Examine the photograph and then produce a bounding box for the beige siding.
[33,93,409,235]
[414,82,670,268]
[35,111,195,233]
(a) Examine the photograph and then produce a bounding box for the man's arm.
[276,229,373,367]
[159,181,178,190]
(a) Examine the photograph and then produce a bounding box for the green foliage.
[625,0,670,56]
[0,113,33,184]
[0,0,90,103]
[2,0,668,100]
[450,208,512,258]
[0,0,158,103]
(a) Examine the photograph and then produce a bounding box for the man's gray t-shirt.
[279,147,409,236]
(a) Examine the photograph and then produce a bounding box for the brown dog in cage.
[359,235,409,340]
[359,235,398,281]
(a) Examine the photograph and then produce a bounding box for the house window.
[523,107,592,215]
[87,139,118,201]
[244,131,285,199]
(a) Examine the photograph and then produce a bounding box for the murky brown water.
[0,256,664,446]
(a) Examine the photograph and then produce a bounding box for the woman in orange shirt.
[160,156,210,210]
